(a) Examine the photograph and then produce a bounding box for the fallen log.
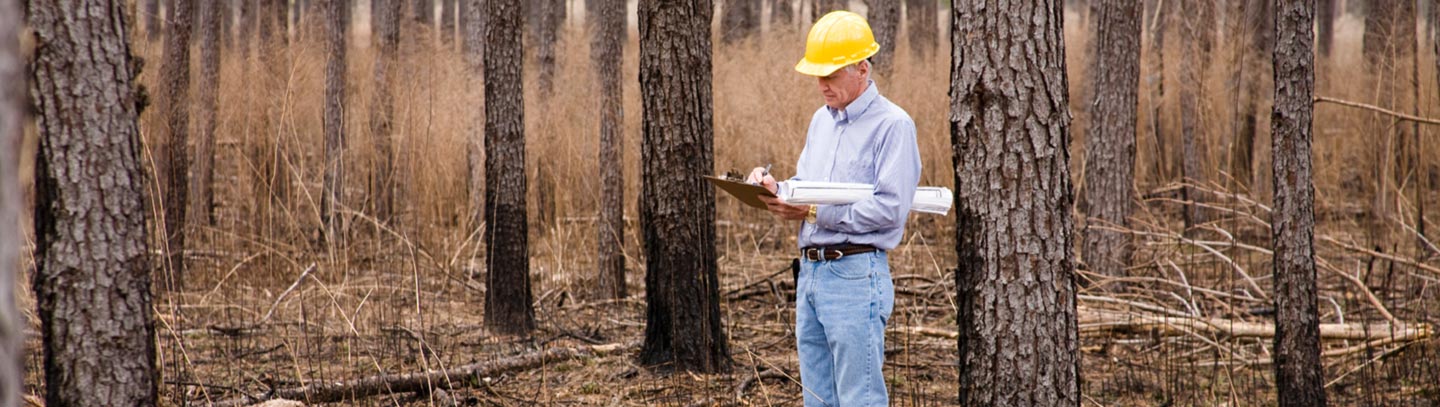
[895,308,1433,342]
[213,342,635,406]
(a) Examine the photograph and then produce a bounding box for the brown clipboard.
[704,175,777,210]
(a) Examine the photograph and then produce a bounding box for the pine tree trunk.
[147,0,163,41]
[638,0,731,373]
[1231,0,1274,193]
[772,0,793,28]
[241,0,255,58]
[537,0,560,95]
[442,0,456,44]
[1082,0,1139,277]
[484,0,536,335]
[1271,0,1327,404]
[30,1,159,404]
[950,0,1079,404]
[465,0,486,232]
[0,0,24,402]
[906,0,936,60]
[372,0,401,225]
[259,0,276,48]
[593,0,626,299]
[1179,0,1211,229]
[866,0,897,73]
[222,0,234,49]
[193,0,222,227]
[321,0,348,242]
[415,0,434,25]
[815,0,845,14]
[1147,0,1170,182]
[159,0,194,292]
[722,0,759,43]
[277,0,290,45]
[1317,0,1335,58]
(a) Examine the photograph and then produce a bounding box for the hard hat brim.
[793,45,880,77]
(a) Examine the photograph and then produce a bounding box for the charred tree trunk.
[259,0,276,49]
[222,0,234,49]
[1271,0,1327,404]
[1317,0,1335,58]
[722,0,759,43]
[159,0,193,291]
[1082,0,1139,277]
[1179,0,1212,229]
[772,0,793,28]
[950,0,1079,404]
[321,0,348,242]
[441,0,455,45]
[0,0,24,402]
[414,0,433,25]
[484,0,535,335]
[30,0,159,404]
[593,0,626,299]
[191,0,222,228]
[372,0,401,225]
[638,0,731,373]
[866,0,898,73]
[906,0,937,60]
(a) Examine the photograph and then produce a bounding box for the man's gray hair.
[842,59,874,77]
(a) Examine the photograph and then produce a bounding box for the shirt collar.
[826,80,880,123]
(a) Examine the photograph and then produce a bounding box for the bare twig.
[1315,96,1440,126]
[259,263,316,324]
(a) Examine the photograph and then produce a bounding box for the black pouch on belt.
[790,258,800,285]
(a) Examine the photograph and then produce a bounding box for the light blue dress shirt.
[779,81,921,251]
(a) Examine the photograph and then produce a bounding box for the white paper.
[780,180,953,216]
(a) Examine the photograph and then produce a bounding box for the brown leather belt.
[801,244,877,261]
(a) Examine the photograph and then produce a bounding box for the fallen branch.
[259,263,316,324]
[212,342,636,406]
[1315,96,1440,126]
[1318,235,1440,277]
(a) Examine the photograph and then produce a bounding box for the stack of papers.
[779,181,953,216]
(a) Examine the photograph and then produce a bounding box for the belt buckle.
[804,248,819,261]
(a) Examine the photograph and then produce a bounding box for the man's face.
[817,62,869,111]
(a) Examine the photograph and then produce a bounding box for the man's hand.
[746,167,811,221]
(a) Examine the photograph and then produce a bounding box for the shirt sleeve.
[814,117,921,234]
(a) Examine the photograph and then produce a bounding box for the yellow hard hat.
[795,11,880,77]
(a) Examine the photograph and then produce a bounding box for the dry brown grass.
[13,5,1440,406]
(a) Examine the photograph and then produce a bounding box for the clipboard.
[704,175,777,210]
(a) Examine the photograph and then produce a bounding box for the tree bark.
[815,0,845,14]
[638,0,731,373]
[866,0,898,73]
[484,0,536,335]
[372,0,401,225]
[29,0,159,404]
[192,0,222,227]
[1317,0,1335,58]
[1147,0,1171,182]
[464,0,486,232]
[259,0,276,49]
[442,0,457,44]
[240,0,255,58]
[222,0,235,49]
[1179,0,1212,229]
[414,0,433,25]
[1082,0,1139,277]
[321,0,348,242]
[159,0,194,292]
[722,0,759,43]
[1271,0,1327,404]
[0,0,24,402]
[593,0,626,300]
[536,0,560,95]
[1230,0,1275,193]
[906,0,936,60]
[147,0,163,41]
[772,0,793,28]
[949,0,1079,405]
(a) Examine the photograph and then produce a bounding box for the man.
[746,10,921,407]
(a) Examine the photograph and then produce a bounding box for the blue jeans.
[796,250,894,407]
